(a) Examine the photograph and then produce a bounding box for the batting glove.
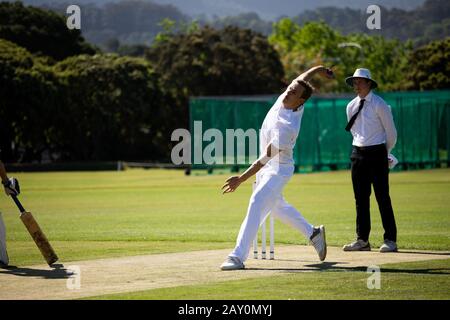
[2,177,20,196]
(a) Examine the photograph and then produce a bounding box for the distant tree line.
[0,1,96,59]
[197,13,273,36]
[37,0,189,50]
[292,0,449,46]
[32,0,449,49]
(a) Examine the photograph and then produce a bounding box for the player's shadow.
[247,261,450,275]
[245,261,346,272]
[302,261,450,275]
[396,250,450,256]
[0,263,72,279]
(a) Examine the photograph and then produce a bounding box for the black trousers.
[350,144,397,242]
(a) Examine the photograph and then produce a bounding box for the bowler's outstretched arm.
[222,144,279,194]
[295,65,334,83]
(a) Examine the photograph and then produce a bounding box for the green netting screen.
[189,91,450,172]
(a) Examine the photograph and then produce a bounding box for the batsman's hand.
[2,177,20,196]
[222,176,242,194]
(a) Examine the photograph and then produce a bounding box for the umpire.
[343,68,398,253]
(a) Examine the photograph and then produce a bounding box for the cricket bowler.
[220,65,334,270]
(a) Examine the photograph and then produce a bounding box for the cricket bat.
[11,195,58,266]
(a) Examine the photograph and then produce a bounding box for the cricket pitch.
[0,245,449,300]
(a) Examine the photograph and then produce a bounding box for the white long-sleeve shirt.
[259,94,304,176]
[346,91,397,152]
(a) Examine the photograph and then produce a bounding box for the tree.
[269,19,412,92]
[0,1,96,60]
[346,33,412,91]
[403,38,450,90]
[0,39,62,162]
[0,38,176,162]
[149,25,284,96]
[52,54,174,161]
[269,20,347,92]
[146,25,285,129]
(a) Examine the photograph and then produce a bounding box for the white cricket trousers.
[229,170,314,262]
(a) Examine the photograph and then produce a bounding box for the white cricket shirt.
[259,94,304,176]
[346,91,397,152]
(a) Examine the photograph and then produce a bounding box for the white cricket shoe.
[379,240,398,252]
[310,225,327,261]
[343,239,371,251]
[220,256,245,271]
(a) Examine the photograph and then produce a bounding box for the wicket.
[253,213,274,259]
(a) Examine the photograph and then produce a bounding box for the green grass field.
[1,168,449,299]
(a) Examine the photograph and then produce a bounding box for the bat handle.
[11,195,26,213]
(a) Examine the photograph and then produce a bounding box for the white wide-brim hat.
[345,68,378,89]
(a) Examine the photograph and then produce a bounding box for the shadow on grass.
[245,261,348,273]
[0,263,72,279]
[304,262,450,275]
[397,250,450,256]
[247,261,450,275]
